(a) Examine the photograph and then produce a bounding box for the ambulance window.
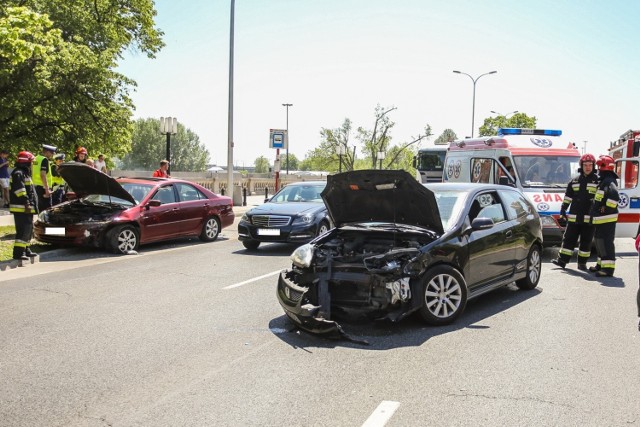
[471,158,492,183]
[619,160,639,189]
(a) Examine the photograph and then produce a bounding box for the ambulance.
[608,130,640,239]
[443,128,581,246]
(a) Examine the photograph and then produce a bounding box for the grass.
[0,225,55,262]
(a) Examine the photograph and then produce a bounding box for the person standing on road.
[51,153,66,206]
[9,151,38,261]
[0,149,10,208]
[588,155,620,277]
[31,144,56,213]
[94,154,107,173]
[551,153,598,271]
[152,160,171,178]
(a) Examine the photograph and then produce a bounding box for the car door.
[175,182,207,234]
[140,184,182,241]
[465,191,516,288]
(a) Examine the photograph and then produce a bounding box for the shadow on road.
[269,284,542,350]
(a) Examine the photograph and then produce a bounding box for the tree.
[478,113,537,136]
[434,129,458,145]
[310,107,432,172]
[254,156,269,173]
[283,153,299,171]
[0,2,163,159]
[120,118,209,171]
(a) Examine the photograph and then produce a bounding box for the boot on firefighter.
[9,151,38,262]
[551,154,598,271]
[588,155,619,277]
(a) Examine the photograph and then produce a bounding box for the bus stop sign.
[269,129,288,149]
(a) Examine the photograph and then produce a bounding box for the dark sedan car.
[277,170,543,337]
[238,181,331,250]
[34,163,234,254]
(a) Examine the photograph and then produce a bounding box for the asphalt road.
[1,224,639,426]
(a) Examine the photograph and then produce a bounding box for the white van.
[443,128,580,246]
[609,132,640,239]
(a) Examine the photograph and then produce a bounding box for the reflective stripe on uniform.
[605,199,618,208]
[13,240,27,248]
[563,196,573,204]
[600,259,616,269]
[578,250,590,258]
[594,190,605,201]
[592,214,618,224]
[587,183,598,194]
[559,248,574,256]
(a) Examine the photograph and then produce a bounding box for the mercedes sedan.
[277,170,543,338]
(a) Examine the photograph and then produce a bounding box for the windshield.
[416,150,446,172]
[270,183,326,203]
[120,183,155,204]
[432,189,467,231]
[512,155,580,187]
[83,194,135,206]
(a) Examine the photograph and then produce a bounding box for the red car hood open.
[57,162,136,204]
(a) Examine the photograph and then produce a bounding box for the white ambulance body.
[443,129,581,246]
[609,130,640,239]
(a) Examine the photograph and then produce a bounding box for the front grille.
[251,215,291,227]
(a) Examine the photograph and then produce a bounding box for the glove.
[558,211,567,227]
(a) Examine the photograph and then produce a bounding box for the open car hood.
[57,162,136,205]
[321,170,444,234]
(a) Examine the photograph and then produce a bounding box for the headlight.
[292,213,314,225]
[540,215,557,226]
[241,213,249,222]
[291,243,314,268]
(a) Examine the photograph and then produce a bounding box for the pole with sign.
[270,129,287,192]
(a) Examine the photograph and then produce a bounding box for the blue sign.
[269,129,287,149]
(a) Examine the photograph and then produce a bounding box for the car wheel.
[316,220,330,237]
[107,225,139,254]
[242,240,260,250]
[418,265,468,325]
[199,216,220,242]
[516,244,541,290]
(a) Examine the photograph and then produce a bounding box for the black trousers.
[558,221,595,265]
[35,186,51,212]
[12,212,33,259]
[593,222,616,274]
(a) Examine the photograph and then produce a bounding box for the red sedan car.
[34,163,234,254]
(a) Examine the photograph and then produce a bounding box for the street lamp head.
[452,70,461,74]
[489,71,497,74]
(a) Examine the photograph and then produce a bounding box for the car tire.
[199,216,220,242]
[417,265,468,325]
[242,240,260,250]
[516,244,542,290]
[316,220,330,237]
[107,225,139,254]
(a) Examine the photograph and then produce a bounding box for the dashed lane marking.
[223,269,281,290]
[361,401,400,427]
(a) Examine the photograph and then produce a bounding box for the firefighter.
[51,153,66,206]
[9,151,38,261]
[588,155,619,277]
[551,153,598,270]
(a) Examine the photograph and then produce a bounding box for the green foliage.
[479,113,537,136]
[254,156,269,173]
[0,2,164,161]
[434,129,457,145]
[283,153,299,171]
[119,118,209,171]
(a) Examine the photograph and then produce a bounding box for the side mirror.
[471,217,494,231]
[146,199,162,209]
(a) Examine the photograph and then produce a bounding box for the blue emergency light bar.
[498,128,562,136]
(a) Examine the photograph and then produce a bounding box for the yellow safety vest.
[31,154,53,187]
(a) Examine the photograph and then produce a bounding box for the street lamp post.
[337,145,346,173]
[453,70,497,138]
[283,103,293,174]
[377,151,385,170]
[227,0,235,199]
[160,117,177,175]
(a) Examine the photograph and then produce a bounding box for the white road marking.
[361,401,400,427]
[223,269,282,290]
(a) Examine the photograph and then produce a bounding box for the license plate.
[258,228,280,236]
[45,227,65,236]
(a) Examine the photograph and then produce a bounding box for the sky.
[118,0,640,168]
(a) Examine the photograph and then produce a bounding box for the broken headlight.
[291,243,315,268]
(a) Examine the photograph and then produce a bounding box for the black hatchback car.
[277,170,543,337]
[238,181,331,250]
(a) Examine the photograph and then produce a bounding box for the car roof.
[425,182,519,192]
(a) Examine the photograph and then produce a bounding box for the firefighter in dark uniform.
[9,151,38,261]
[588,155,619,277]
[551,153,598,270]
[32,144,56,212]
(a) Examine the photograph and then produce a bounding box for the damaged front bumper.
[277,270,345,337]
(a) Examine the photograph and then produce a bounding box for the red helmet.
[596,155,615,171]
[17,151,35,163]
[75,146,88,155]
[579,153,596,166]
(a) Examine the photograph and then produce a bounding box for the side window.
[470,158,493,183]
[499,189,532,220]
[473,192,506,223]
[152,185,177,204]
[176,183,202,201]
